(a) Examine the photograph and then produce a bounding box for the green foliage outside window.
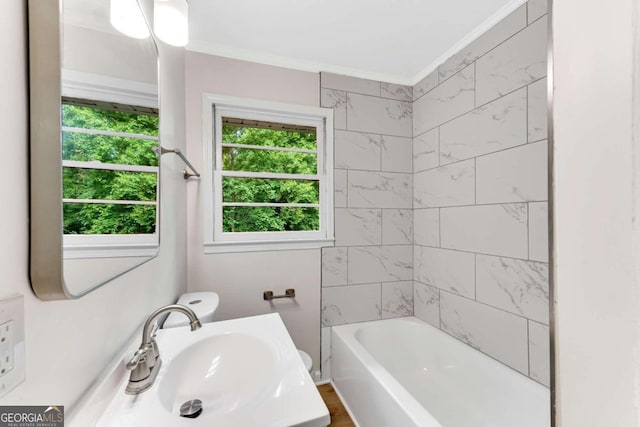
[62,104,158,235]
[221,124,320,232]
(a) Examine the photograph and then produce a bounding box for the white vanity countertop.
[85,313,328,427]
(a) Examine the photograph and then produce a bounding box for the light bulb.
[154,0,189,47]
[110,0,150,39]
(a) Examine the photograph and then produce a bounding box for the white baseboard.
[314,378,331,386]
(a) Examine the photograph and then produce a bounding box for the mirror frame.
[28,0,160,300]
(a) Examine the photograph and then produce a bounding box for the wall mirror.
[29,0,160,300]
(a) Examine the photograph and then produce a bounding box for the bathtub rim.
[331,317,443,426]
[331,316,550,426]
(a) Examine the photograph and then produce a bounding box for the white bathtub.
[331,317,550,427]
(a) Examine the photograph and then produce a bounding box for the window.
[203,95,334,253]
[62,99,159,257]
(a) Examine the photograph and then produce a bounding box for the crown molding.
[408,0,527,86]
[186,40,415,85]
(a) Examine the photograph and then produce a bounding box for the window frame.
[61,70,160,259]
[202,93,335,253]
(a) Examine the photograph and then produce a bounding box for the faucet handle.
[126,348,147,371]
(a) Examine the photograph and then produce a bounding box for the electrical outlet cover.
[0,295,24,398]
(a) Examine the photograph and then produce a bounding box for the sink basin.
[96,314,330,427]
[158,333,276,416]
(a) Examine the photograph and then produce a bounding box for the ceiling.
[188,0,524,85]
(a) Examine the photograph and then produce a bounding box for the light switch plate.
[0,295,24,398]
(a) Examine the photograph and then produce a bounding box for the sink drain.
[180,399,203,418]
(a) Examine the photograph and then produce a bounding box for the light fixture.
[154,0,189,47]
[110,0,150,39]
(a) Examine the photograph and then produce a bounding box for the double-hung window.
[203,95,334,253]
[62,99,159,258]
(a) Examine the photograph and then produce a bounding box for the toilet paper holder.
[263,289,296,301]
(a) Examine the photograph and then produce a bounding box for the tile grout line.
[326,278,416,289]
[413,243,548,265]
[433,316,536,381]
[413,11,548,104]
[436,286,549,326]
[419,199,547,210]
[414,79,544,139]
[414,138,547,175]
[335,128,413,141]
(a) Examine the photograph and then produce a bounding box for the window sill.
[63,243,159,259]
[204,238,335,254]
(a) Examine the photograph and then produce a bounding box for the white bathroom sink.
[96,314,329,427]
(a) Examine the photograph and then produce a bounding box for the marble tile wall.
[320,72,414,380]
[412,2,549,386]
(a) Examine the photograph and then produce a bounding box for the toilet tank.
[163,292,219,328]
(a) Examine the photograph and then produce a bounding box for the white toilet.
[164,292,314,375]
[163,292,220,328]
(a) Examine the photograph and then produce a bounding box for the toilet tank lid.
[163,292,219,328]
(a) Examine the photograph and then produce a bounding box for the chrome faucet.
[125,304,202,395]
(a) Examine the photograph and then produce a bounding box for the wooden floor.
[317,383,355,427]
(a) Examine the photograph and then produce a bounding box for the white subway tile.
[440,291,529,374]
[322,247,347,287]
[414,160,475,208]
[414,246,475,298]
[335,130,381,171]
[322,283,381,326]
[476,254,549,323]
[414,208,440,247]
[440,88,527,165]
[528,321,550,386]
[382,281,414,319]
[321,89,347,130]
[381,135,413,173]
[348,245,413,284]
[527,0,548,24]
[347,93,412,137]
[528,78,548,142]
[334,169,347,208]
[347,170,412,209]
[441,204,528,258]
[381,82,412,101]
[438,5,527,81]
[476,18,547,105]
[414,282,440,327]
[414,65,475,135]
[335,208,382,246]
[476,140,547,204]
[529,202,549,262]
[413,128,439,173]
[382,209,413,245]
[413,71,438,100]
